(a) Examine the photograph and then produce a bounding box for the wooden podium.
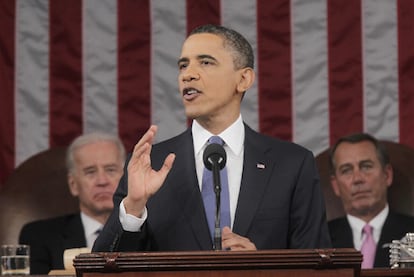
[73,248,362,277]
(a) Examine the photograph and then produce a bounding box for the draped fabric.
[1,0,414,185]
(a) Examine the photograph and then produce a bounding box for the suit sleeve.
[92,155,152,252]
[19,223,54,274]
[288,150,332,248]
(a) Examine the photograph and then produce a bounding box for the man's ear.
[330,175,341,197]
[67,173,79,197]
[384,164,393,188]
[236,67,255,94]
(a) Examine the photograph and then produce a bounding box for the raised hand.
[124,125,175,217]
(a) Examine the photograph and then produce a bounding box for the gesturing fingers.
[160,153,176,176]
[132,125,157,156]
[222,227,257,251]
[125,125,176,217]
[129,125,158,173]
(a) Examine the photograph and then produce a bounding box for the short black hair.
[189,24,254,70]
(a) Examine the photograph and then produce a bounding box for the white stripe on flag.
[362,0,399,141]
[291,0,329,155]
[151,0,187,143]
[9,0,412,179]
[83,0,118,135]
[15,0,50,166]
[222,0,259,131]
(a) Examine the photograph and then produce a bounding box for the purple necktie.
[361,224,376,268]
[201,136,231,242]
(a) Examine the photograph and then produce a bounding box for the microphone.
[203,142,227,250]
[203,143,226,170]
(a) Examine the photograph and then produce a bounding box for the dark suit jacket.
[328,210,414,267]
[19,213,86,274]
[93,124,331,252]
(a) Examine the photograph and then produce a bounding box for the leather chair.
[0,147,79,244]
[316,141,414,221]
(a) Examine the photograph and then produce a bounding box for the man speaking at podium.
[93,24,331,252]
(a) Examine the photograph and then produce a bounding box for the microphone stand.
[212,161,222,251]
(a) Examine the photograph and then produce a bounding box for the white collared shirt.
[80,212,103,248]
[119,115,245,231]
[347,205,389,250]
[192,115,244,228]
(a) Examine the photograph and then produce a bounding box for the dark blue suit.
[328,210,414,267]
[93,124,331,251]
[19,213,86,274]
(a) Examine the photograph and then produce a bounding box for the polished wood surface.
[29,266,414,277]
[361,268,414,276]
[74,249,362,277]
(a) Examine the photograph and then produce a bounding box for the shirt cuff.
[119,199,147,232]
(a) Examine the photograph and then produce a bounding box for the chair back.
[315,141,414,221]
[0,147,79,244]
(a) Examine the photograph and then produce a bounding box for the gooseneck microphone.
[203,142,227,250]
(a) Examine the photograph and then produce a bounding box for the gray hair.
[329,132,390,175]
[66,132,126,174]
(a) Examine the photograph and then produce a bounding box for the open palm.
[124,125,175,217]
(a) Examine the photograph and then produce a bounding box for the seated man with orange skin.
[19,133,125,274]
[328,133,414,268]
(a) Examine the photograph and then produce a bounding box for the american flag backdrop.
[1,0,414,185]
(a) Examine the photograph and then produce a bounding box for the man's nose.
[352,169,365,186]
[96,170,110,185]
[181,65,199,82]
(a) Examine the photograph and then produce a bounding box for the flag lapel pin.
[256,163,265,169]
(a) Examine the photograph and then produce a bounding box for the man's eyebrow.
[104,163,119,169]
[177,55,218,66]
[359,159,374,165]
[82,165,96,172]
[198,54,217,61]
[177,57,189,65]
[337,163,352,170]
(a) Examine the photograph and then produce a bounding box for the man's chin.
[94,200,114,209]
[184,109,198,120]
[94,205,113,214]
[94,193,113,201]
[351,202,373,216]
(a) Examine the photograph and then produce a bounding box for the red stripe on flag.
[186,0,221,34]
[49,1,83,147]
[0,0,16,185]
[327,0,363,145]
[118,0,151,152]
[398,0,414,148]
[257,0,292,141]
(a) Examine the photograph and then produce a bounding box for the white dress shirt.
[192,115,244,228]
[347,205,389,250]
[80,212,103,248]
[119,115,245,231]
